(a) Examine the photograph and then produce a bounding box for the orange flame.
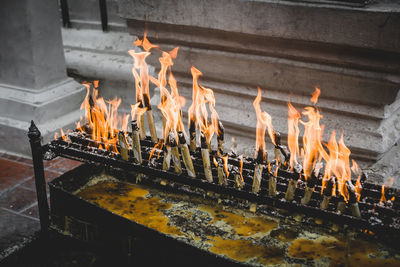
[222,154,230,178]
[321,132,338,195]
[134,31,159,52]
[149,140,164,161]
[130,102,147,130]
[150,48,179,106]
[310,87,321,105]
[128,49,152,109]
[188,66,218,145]
[147,47,186,140]
[54,128,69,141]
[300,106,327,180]
[75,121,83,132]
[79,83,129,152]
[321,131,353,202]
[351,159,362,202]
[168,72,186,132]
[253,88,275,158]
[60,128,67,141]
[156,52,186,142]
[380,185,387,204]
[213,157,219,168]
[239,157,244,182]
[287,102,301,170]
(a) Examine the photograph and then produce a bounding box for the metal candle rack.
[28,121,400,239]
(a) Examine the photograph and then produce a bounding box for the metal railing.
[59,0,108,32]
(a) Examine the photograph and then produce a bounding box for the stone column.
[0,0,85,155]
[118,0,400,168]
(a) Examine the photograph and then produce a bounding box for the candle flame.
[188,66,219,146]
[79,83,129,153]
[253,88,275,159]
[287,102,301,171]
[222,154,230,178]
[310,87,321,105]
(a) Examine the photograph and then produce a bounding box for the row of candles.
[62,31,396,220]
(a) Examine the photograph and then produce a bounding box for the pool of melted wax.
[77,179,400,267]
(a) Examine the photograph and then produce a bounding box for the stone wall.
[117,0,400,169]
[0,0,85,156]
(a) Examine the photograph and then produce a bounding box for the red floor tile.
[0,186,37,212]
[21,170,63,191]
[16,157,33,165]
[21,203,39,219]
[43,156,64,168]
[0,154,21,162]
[46,158,82,173]
[0,158,33,192]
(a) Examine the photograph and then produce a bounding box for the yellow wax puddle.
[270,228,299,242]
[288,236,400,267]
[199,205,278,236]
[77,181,182,236]
[76,180,400,266]
[208,236,284,265]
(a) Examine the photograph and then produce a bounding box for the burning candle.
[346,181,361,218]
[232,165,244,189]
[285,163,301,201]
[201,132,213,183]
[252,87,273,194]
[268,163,278,197]
[301,161,323,205]
[274,131,290,169]
[336,195,346,214]
[253,148,267,193]
[129,35,159,143]
[131,103,145,163]
[144,95,158,143]
[320,177,335,210]
[214,157,227,186]
[189,119,196,152]
[162,131,182,174]
[379,177,394,205]
[131,120,142,164]
[138,101,147,140]
[178,131,196,177]
[274,131,282,166]
[169,132,182,174]
[162,136,172,171]
[217,120,225,156]
[118,131,129,161]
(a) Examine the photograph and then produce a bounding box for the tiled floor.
[0,153,81,259]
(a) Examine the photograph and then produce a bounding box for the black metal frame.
[28,121,400,238]
[59,0,108,31]
[28,121,50,237]
[59,0,71,28]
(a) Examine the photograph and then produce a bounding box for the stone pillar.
[0,0,85,156]
[118,0,400,168]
